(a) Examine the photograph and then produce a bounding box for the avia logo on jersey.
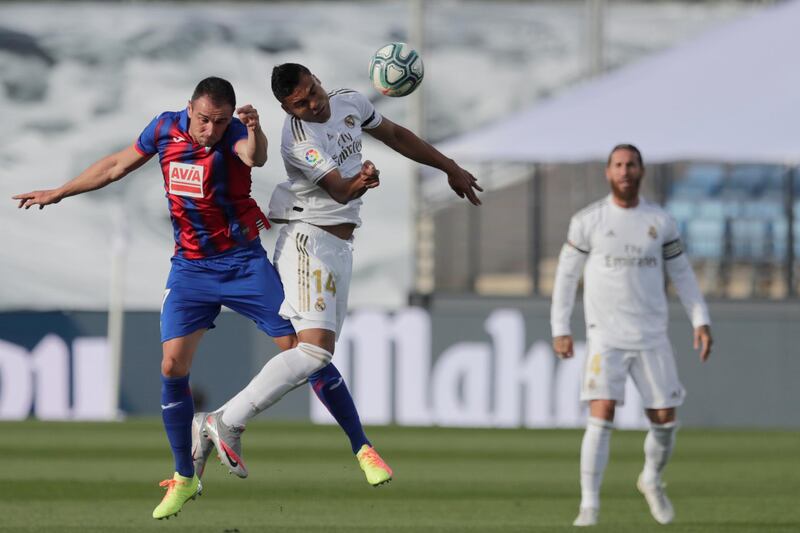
[168,162,204,198]
[304,149,322,166]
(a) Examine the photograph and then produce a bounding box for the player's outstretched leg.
[204,411,248,478]
[637,421,677,524]
[152,472,202,520]
[206,342,331,477]
[308,363,394,486]
[309,363,370,453]
[191,411,214,479]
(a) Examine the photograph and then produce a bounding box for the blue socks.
[160,374,194,478]
[308,363,370,454]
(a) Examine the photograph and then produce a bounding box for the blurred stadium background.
[1,1,799,530]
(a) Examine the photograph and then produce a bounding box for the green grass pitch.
[0,420,797,532]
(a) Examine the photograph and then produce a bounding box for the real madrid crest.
[648,225,658,239]
[315,297,327,312]
[344,115,355,128]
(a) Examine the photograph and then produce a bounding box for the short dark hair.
[607,143,643,167]
[271,63,311,101]
[191,76,236,109]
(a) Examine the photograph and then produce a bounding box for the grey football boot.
[204,411,248,478]
[191,411,213,479]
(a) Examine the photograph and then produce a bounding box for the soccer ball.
[368,42,424,97]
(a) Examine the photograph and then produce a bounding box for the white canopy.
[439,0,800,164]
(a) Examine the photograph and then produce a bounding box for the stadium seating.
[670,163,725,198]
[437,162,798,300]
[665,163,797,298]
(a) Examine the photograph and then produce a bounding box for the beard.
[609,177,641,203]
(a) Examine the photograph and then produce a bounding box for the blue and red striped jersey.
[135,109,269,259]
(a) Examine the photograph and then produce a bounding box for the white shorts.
[580,336,686,409]
[273,221,353,338]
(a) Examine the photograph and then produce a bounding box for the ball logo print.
[369,42,424,97]
[304,149,321,166]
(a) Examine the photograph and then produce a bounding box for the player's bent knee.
[249,343,335,413]
[645,408,676,425]
[160,357,189,378]
[296,328,336,355]
[589,400,616,421]
[297,342,332,369]
[287,342,333,383]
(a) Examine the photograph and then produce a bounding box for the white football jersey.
[553,195,708,350]
[268,89,383,227]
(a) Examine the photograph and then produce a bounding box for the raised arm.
[317,161,381,204]
[234,104,268,167]
[13,144,152,209]
[365,117,483,206]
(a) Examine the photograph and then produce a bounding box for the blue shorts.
[160,238,296,343]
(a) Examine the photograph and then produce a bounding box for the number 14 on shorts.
[312,269,336,295]
[310,269,335,313]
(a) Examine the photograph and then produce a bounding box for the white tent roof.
[439,0,800,164]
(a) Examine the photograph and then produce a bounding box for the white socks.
[221,342,332,427]
[578,417,678,510]
[580,416,613,510]
[641,421,677,486]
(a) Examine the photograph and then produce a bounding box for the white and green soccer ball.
[368,42,424,97]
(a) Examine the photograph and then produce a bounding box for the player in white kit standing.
[550,144,713,527]
[208,63,482,485]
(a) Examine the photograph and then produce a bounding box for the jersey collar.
[178,109,190,133]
